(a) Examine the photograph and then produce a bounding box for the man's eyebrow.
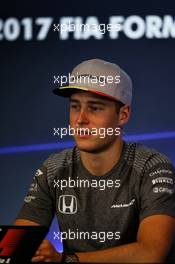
[70,99,106,106]
[70,99,80,103]
[87,100,106,106]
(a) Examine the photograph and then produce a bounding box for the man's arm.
[13,162,62,262]
[14,215,175,263]
[76,215,175,263]
[14,218,63,262]
[14,219,40,226]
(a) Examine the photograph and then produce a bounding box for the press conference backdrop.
[1,0,175,252]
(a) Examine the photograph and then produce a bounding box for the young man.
[15,59,175,263]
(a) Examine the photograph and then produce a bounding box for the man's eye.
[89,106,102,112]
[70,104,79,110]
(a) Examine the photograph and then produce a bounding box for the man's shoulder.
[136,143,172,163]
[43,146,79,168]
[124,142,174,172]
[40,147,80,184]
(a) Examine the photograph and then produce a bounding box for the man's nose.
[77,109,89,125]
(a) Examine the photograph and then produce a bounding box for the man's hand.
[31,239,63,262]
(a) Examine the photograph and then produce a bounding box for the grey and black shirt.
[17,142,175,260]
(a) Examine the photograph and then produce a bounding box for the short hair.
[115,101,125,113]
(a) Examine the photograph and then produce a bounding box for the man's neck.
[79,139,124,176]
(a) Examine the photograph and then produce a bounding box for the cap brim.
[53,86,120,102]
[53,86,88,97]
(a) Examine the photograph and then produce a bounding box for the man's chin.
[77,146,98,153]
[75,141,111,154]
[75,140,99,153]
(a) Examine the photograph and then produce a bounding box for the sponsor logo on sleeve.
[152,177,173,185]
[33,169,44,179]
[24,195,36,203]
[34,169,43,177]
[153,187,174,194]
[29,183,38,192]
[149,169,173,177]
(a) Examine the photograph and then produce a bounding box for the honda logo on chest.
[58,195,77,214]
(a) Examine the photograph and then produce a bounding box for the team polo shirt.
[17,142,175,260]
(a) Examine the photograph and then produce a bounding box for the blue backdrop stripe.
[0,131,175,154]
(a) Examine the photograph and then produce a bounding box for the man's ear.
[118,105,131,127]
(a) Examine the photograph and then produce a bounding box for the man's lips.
[76,134,92,138]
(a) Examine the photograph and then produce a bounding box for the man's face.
[69,91,123,153]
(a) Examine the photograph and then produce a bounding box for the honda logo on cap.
[58,195,77,214]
